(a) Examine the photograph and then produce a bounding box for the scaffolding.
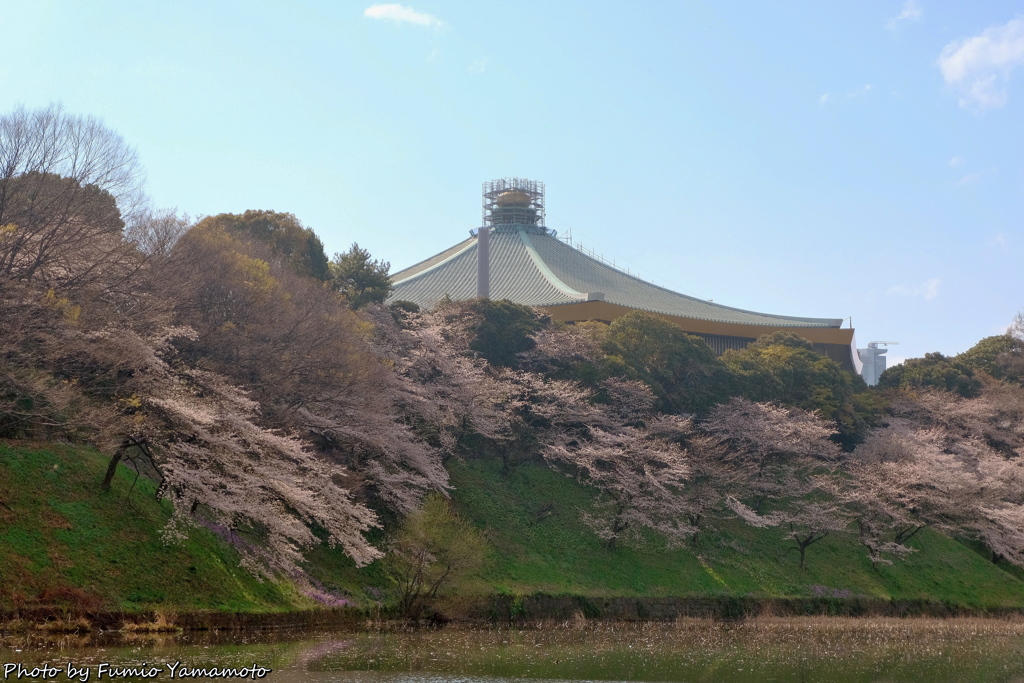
[482,177,546,231]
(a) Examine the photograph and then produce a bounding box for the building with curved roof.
[388,178,860,372]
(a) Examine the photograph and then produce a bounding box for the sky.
[2,0,1022,366]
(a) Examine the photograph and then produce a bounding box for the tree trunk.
[894,525,924,545]
[101,448,124,491]
[689,514,702,549]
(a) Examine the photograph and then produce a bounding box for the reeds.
[120,610,180,633]
[34,617,93,633]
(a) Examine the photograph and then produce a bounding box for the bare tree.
[0,104,146,292]
[999,309,1024,384]
[1010,311,1024,342]
[125,207,190,258]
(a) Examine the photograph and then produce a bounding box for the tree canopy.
[330,242,392,308]
[465,298,546,368]
[384,494,488,618]
[602,311,733,415]
[878,351,982,398]
[11,104,1024,594]
[958,334,1024,384]
[0,104,144,291]
[724,332,859,417]
[192,210,330,281]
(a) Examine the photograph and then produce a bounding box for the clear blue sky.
[3,1,1022,365]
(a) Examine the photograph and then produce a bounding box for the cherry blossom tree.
[494,368,695,549]
[548,425,693,549]
[845,387,1024,566]
[843,425,970,548]
[516,323,604,378]
[73,325,383,575]
[648,415,736,548]
[704,398,840,511]
[705,399,847,569]
[159,227,452,516]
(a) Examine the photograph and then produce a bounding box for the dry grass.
[121,610,180,633]
[34,617,92,633]
[0,619,31,633]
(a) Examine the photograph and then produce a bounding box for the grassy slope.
[3,442,1024,613]
[448,457,1024,609]
[0,443,305,613]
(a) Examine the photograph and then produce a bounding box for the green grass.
[0,443,306,613]
[447,457,1024,608]
[4,441,1024,616]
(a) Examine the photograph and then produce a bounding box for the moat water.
[4,618,1024,682]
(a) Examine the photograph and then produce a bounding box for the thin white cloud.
[467,59,487,75]
[818,86,871,106]
[948,155,965,167]
[920,278,940,300]
[957,167,997,186]
[887,1,923,31]
[364,4,442,28]
[887,277,940,301]
[847,84,873,98]
[988,232,1009,250]
[937,17,1024,110]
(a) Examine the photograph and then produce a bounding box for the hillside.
[0,444,305,614]
[4,442,1024,618]
[447,457,1024,609]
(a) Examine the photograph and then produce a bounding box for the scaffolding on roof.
[482,177,546,231]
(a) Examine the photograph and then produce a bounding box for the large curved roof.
[389,228,842,329]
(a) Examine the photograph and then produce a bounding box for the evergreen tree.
[330,242,392,309]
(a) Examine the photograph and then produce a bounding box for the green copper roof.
[389,228,842,329]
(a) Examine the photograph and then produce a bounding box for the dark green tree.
[330,243,392,309]
[958,335,1024,384]
[193,210,330,281]
[389,300,421,314]
[877,351,982,398]
[602,311,732,414]
[723,332,870,448]
[724,332,848,413]
[465,299,545,368]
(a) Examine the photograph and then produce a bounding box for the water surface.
[4,618,1024,682]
